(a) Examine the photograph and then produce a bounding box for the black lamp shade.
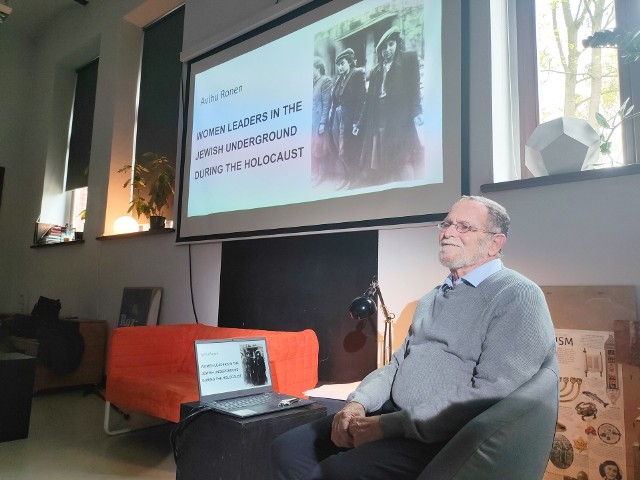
[349,295,377,320]
[348,277,395,365]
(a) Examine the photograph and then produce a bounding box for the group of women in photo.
[312,26,425,190]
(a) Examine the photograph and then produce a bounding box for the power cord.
[170,404,214,463]
[188,244,199,323]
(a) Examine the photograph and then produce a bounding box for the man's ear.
[489,234,507,257]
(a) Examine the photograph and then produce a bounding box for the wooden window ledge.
[96,228,175,241]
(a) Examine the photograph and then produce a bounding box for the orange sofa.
[105,324,319,428]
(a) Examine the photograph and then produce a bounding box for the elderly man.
[271,196,557,480]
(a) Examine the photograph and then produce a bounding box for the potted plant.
[119,152,175,230]
[74,210,86,240]
[583,27,640,64]
[583,28,640,167]
[594,99,640,167]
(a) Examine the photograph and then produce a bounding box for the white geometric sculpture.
[525,117,600,176]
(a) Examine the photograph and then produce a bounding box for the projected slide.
[197,340,272,397]
[186,0,443,219]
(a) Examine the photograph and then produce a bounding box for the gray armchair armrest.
[418,359,559,480]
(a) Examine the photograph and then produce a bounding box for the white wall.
[0,0,637,338]
[0,0,222,327]
[379,173,640,345]
[0,11,38,313]
[488,175,640,290]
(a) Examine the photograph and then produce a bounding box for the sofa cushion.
[108,372,199,422]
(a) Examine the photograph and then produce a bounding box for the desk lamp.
[349,276,395,365]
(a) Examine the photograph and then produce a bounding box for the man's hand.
[331,402,365,448]
[347,415,383,447]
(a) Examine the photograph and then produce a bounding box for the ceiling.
[1,0,89,38]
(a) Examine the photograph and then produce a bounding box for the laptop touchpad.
[234,409,257,417]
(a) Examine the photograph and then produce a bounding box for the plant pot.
[149,216,166,230]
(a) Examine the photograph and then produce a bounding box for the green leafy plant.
[583,27,640,167]
[583,27,640,64]
[119,152,175,219]
[595,98,640,166]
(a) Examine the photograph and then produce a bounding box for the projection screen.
[176,0,466,242]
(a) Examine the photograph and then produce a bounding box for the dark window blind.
[134,6,185,166]
[66,58,99,191]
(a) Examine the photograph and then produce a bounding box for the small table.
[0,353,36,442]
[175,401,328,480]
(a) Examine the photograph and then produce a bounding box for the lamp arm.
[374,282,396,366]
[374,283,395,324]
[349,276,396,366]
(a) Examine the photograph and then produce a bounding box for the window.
[39,56,98,233]
[69,186,87,233]
[535,0,623,168]
[131,6,184,225]
[64,59,97,234]
[66,59,98,191]
[502,0,639,181]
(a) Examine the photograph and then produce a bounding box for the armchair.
[418,355,559,480]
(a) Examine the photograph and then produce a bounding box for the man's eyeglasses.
[437,221,500,235]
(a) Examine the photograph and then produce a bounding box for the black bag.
[31,296,62,323]
[37,321,84,374]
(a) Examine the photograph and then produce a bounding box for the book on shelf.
[34,223,75,244]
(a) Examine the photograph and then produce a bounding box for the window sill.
[96,228,175,241]
[31,240,85,249]
[481,164,640,193]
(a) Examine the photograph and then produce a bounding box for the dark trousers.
[271,415,445,480]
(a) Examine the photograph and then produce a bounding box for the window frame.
[39,49,99,228]
[65,58,99,192]
[514,0,639,179]
[130,5,184,227]
[68,186,88,233]
[615,0,640,165]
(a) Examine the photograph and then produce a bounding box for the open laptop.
[194,337,315,418]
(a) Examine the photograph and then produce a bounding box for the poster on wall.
[118,287,163,327]
[545,329,627,480]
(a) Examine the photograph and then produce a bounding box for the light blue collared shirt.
[440,258,503,292]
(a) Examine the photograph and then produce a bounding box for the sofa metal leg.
[103,400,168,435]
[104,401,134,435]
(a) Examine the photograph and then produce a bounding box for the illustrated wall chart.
[545,329,627,480]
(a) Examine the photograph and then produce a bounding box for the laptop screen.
[195,337,274,400]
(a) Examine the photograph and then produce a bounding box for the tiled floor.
[0,389,176,480]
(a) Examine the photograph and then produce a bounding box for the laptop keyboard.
[214,392,280,410]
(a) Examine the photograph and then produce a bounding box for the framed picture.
[118,287,163,327]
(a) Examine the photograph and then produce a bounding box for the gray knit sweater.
[347,268,557,444]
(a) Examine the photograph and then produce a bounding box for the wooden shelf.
[96,228,175,241]
[481,163,640,193]
[31,240,85,249]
